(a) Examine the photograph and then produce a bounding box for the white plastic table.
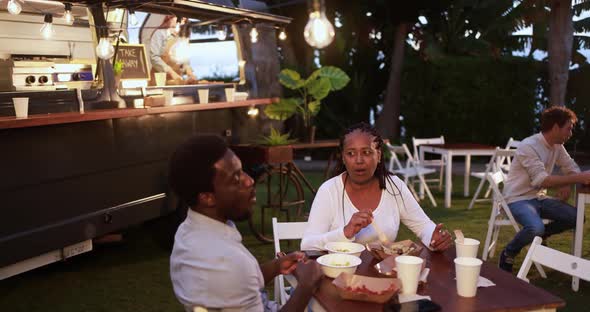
[419,143,496,208]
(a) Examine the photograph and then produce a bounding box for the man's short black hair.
[169,135,228,206]
[540,106,577,132]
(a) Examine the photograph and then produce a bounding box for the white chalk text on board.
[115,44,149,80]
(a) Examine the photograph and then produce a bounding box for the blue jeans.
[505,198,576,256]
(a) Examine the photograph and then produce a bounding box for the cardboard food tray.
[332,273,400,304]
[367,240,423,261]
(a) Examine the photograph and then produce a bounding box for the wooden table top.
[578,184,590,194]
[422,143,497,150]
[313,248,564,312]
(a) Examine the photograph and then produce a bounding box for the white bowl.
[325,242,366,257]
[316,253,362,278]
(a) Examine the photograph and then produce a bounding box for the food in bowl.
[325,242,366,257]
[316,253,362,278]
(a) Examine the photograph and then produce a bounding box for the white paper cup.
[395,255,423,295]
[155,72,166,86]
[163,90,174,106]
[198,89,209,104]
[454,257,482,297]
[225,87,235,102]
[13,97,29,118]
[455,238,480,258]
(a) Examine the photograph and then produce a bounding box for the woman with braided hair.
[301,122,452,251]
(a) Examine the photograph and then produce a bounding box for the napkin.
[398,293,432,304]
[419,268,430,283]
[477,276,496,288]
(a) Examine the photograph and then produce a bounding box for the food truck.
[0,0,290,279]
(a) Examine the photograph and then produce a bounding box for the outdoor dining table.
[573,183,590,291]
[419,143,497,208]
[311,248,564,312]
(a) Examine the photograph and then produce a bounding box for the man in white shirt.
[169,135,322,311]
[499,107,590,273]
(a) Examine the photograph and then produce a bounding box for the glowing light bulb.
[250,26,258,43]
[247,106,259,117]
[216,25,227,41]
[7,0,22,15]
[95,37,115,60]
[278,29,287,41]
[304,7,335,49]
[64,3,74,25]
[128,10,138,26]
[169,37,190,64]
[40,14,54,40]
[238,60,246,67]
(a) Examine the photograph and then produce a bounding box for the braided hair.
[333,122,392,190]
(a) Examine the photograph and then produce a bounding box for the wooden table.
[573,184,590,291]
[419,143,497,208]
[313,249,564,312]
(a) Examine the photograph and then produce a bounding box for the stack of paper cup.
[155,72,166,86]
[454,257,483,297]
[455,238,480,258]
[13,97,29,118]
[395,255,424,295]
[163,90,174,106]
[198,89,209,104]
[225,87,235,102]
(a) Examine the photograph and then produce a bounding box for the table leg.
[572,193,585,291]
[445,152,453,208]
[464,154,471,197]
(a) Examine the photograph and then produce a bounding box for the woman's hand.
[430,223,452,252]
[276,251,305,275]
[343,211,373,239]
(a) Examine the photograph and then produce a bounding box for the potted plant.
[264,66,350,143]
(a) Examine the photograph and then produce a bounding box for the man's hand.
[430,223,452,251]
[556,185,571,202]
[343,211,373,239]
[277,252,305,275]
[294,260,323,291]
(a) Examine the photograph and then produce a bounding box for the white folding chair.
[412,136,446,191]
[272,217,308,306]
[517,236,590,283]
[483,170,547,277]
[386,143,437,207]
[468,142,520,210]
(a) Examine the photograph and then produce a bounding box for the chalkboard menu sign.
[115,44,149,80]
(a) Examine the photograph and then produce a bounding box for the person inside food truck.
[149,15,197,84]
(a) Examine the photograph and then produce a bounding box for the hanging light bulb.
[40,14,55,40]
[95,37,115,60]
[278,28,287,41]
[63,3,74,25]
[247,106,259,117]
[216,25,227,41]
[304,0,335,49]
[128,9,138,26]
[250,25,258,43]
[7,0,22,15]
[175,16,182,33]
[169,36,190,64]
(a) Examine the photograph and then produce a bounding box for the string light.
[96,37,115,60]
[7,0,22,15]
[278,28,287,41]
[40,14,54,40]
[63,3,74,25]
[216,25,227,41]
[175,15,182,33]
[250,25,258,43]
[128,9,138,26]
[304,0,335,49]
[247,106,259,117]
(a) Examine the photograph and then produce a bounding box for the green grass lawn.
[0,171,588,311]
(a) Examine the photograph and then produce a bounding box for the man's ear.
[198,192,216,207]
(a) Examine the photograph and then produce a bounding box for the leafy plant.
[256,126,298,146]
[264,66,351,128]
[113,60,124,76]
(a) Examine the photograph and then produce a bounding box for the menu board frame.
[115,43,150,81]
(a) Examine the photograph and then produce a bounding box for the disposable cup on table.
[454,257,482,297]
[395,255,423,295]
[12,97,29,118]
[455,238,480,258]
[155,72,166,86]
[163,90,174,106]
[198,89,209,104]
[225,87,235,102]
